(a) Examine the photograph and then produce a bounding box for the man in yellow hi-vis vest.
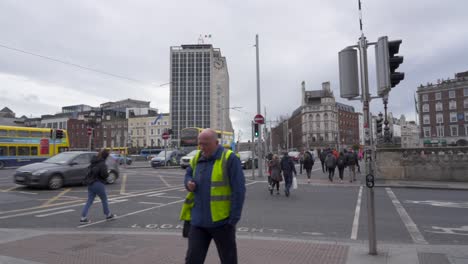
[180,129,245,264]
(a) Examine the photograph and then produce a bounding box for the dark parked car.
[150,150,186,168]
[239,151,258,169]
[13,151,119,190]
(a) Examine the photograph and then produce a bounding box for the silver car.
[14,151,119,190]
[180,150,199,169]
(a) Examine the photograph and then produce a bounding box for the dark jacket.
[325,154,337,169]
[280,155,296,177]
[302,151,314,170]
[85,157,109,185]
[345,152,358,166]
[337,155,346,169]
[184,146,246,228]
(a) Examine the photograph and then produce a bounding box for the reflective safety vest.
[179,149,233,222]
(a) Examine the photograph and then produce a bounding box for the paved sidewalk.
[1,229,467,264]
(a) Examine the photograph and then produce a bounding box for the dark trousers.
[305,169,312,179]
[271,180,280,191]
[186,224,237,264]
[320,161,325,173]
[299,161,303,174]
[328,167,335,182]
[284,174,293,192]
[338,167,345,180]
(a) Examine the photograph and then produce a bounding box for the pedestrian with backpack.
[336,152,346,183]
[325,152,337,182]
[80,149,116,224]
[302,150,314,184]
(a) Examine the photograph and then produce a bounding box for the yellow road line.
[120,173,127,195]
[40,188,71,207]
[1,186,18,192]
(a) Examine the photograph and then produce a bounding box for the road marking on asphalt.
[351,186,363,240]
[41,188,71,207]
[17,191,38,195]
[405,200,468,209]
[426,225,468,236]
[159,175,171,187]
[1,186,18,192]
[385,188,428,245]
[77,199,185,228]
[35,209,75,218]
[0,185,184,218]
[120,173,127,195]
[302,232,324,236]
[139,202,164,205]
[108,199,128,204]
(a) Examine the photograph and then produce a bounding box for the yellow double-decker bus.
[0,125,70,169]
[180,127,234,151]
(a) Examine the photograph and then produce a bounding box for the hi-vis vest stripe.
[179,149,233,222]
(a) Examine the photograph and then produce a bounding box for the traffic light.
[50,129,53,139]
[55,129,64,139]
[254,123,259,138]
[376,113,383,135]
[375,36,404,96]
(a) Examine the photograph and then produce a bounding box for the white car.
[180,150,198,169]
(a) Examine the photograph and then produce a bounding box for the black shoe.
[270,188,273,195]
[80,218,90,225]
[106,214,116,221]
[285,190,290,197]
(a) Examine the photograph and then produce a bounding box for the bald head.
[198,128,219,157]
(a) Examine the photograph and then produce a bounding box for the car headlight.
[32,169,48,176]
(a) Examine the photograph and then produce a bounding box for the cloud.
[1,0,467,141]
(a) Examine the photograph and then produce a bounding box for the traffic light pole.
[255,34,264,178]
[358,34,377,255]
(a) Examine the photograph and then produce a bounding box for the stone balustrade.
[375,147,468,181]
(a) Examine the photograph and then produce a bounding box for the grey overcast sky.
[1,0,467,141]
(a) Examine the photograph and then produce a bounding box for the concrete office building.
[169,44,233,145]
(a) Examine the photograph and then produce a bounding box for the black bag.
[182,221,191,238]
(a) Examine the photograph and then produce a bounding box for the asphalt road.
[0,164,467,246]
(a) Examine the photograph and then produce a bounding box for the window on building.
[435,102,443,111]
[450,112,457,122]
[436,113,443,124]
[465,125,468,136]
[464,99,468,108]
[449,100,457,110]
[435,92,442,100]
[422,104,429,112]
[423,127,431,138]
[423,115,430,125]
[464,88,468,96]
[436,125,444,137]
[449,90,456,98]
[422,94,428,102]
[451,125,458,136]
[465,112,468,122]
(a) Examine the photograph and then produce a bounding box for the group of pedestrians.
[319,148,360,183]
[267,152,297,197]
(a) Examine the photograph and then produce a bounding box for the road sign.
[254,114,264,124]
[87,127,92,136]
[162,132,170,140]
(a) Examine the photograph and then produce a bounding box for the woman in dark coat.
[269,154,282,195]
[302,151,314,184]
[280,152,297,197]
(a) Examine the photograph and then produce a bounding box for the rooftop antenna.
[197,34,212,44]
[358,0,364,35]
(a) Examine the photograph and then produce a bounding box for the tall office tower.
[170,44,232,144]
